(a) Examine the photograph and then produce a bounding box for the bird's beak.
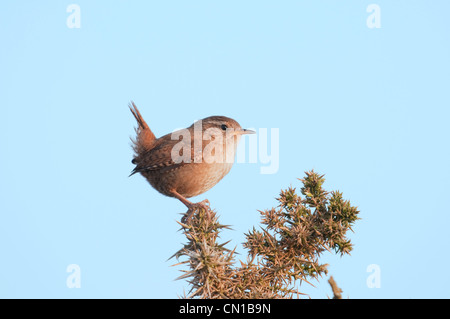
[233,128,256,135]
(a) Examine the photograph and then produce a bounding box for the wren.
[129,102,255,222]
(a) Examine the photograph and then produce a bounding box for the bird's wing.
[130,133,202,176]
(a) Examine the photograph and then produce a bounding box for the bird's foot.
[181,199,211,224]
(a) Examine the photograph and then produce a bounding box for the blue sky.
[1,1,449,298]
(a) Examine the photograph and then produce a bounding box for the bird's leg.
[183,199,211,223]
[170,190,210,223]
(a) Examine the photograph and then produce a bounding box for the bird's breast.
[175,162,234,198]
[144,161,234,198]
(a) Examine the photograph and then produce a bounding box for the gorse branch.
[172,170,360,298]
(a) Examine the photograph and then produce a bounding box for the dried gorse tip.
[172,170,360,298]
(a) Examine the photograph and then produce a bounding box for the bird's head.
[191,116,255,164]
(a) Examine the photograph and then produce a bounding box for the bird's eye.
[221,124,228,131]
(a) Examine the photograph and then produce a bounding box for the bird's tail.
[129,101,156,158]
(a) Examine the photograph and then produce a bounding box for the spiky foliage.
[171,209,236,298]
[172,170,360,298]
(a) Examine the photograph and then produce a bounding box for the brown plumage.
[129,101,255,222]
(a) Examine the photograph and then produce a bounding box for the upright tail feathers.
[129,101,156,158]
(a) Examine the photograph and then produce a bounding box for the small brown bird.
[129,102,255,222]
